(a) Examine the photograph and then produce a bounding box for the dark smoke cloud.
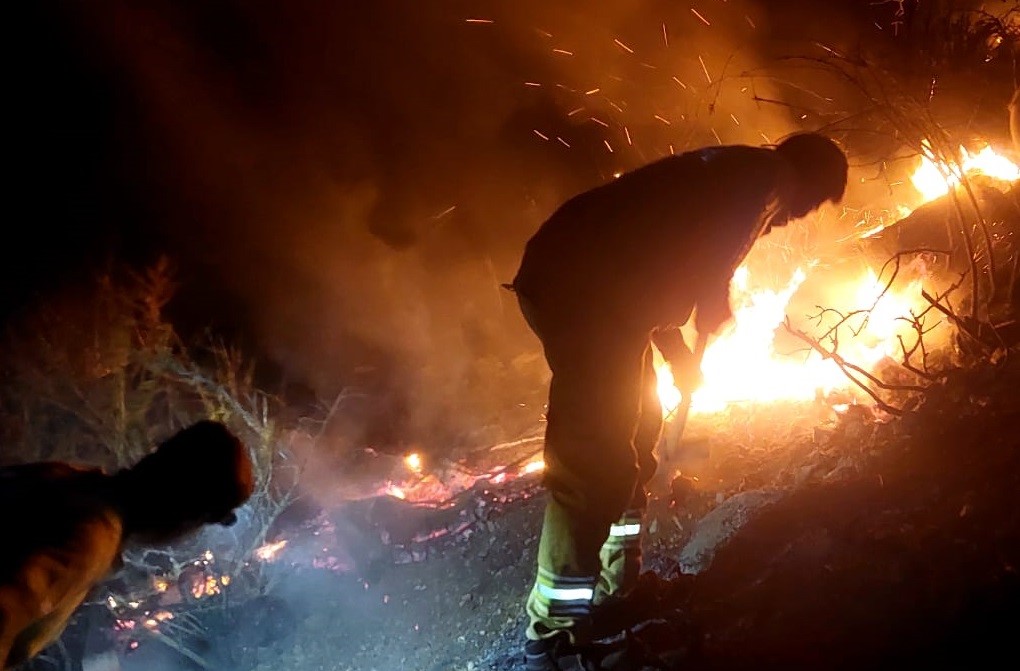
[11,1,1000,456]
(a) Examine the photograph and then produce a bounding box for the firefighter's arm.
[0,514,122,669]
[651,327,702,395]
[1,553,73,669]
[1,586,30,670]
[651,326,688,364]
[695,279,734,336]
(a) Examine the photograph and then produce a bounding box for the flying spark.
[614,38,634,53]
[698,55,712,83]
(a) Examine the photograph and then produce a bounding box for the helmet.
[775,132,848,204]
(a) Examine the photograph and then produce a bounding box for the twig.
[784,319,913,415]
[920,289,986,348]
[145,627,213,669]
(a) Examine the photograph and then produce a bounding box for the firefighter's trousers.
[517,295,663,642]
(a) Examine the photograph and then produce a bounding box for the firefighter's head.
[115,420,255,543]
[775,132,848,218]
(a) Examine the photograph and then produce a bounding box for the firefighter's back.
[513,145,786,328]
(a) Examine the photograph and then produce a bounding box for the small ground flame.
[254,539,288,562]
[521,458,545,474]
[404,452,423,473]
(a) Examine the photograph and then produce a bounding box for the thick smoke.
[13,1,1010,462]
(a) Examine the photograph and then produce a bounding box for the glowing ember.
[142,611,173,630]
[404,452,423,473]
[191,574,222,599]
[384,484,407,499]
[522,458,545,474]
[254,539,288,562]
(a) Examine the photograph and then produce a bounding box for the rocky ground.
[32,355,1020,671]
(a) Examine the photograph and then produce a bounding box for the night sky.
[6,0,1008,447]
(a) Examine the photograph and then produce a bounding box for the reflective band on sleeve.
[536,584,595,601]
[608,523,641,537]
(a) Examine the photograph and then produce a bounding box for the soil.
[36,355,1020,671]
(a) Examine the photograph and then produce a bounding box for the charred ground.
[37,351,1017,671]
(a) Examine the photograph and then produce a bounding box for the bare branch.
[783,318,912,416]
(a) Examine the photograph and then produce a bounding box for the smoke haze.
[7,0,1013,454]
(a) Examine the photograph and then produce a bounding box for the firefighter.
[0,420,255,669]
[510,133,849,670]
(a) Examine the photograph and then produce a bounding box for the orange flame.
[522,458,545,474]
[404,452,423,473]
[254,539,288,562]
[655,143,1018,415]
[910,143,1020,203]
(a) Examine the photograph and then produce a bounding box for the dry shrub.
[0,258,306,666]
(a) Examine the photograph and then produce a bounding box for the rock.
[678,489,784,575]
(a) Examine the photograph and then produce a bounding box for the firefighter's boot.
[525,631,669,671]
[525,632,598,671]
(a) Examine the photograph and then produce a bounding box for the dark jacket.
[513,145,795,332]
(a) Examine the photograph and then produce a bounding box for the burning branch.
[920,289,1003,353]
[790,247,972,414]
[784,318,911,416]
[895,304,947,381]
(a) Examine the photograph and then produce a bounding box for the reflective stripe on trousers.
[601,510,643,550]
[594,508,644,606]
[529,566,596,620]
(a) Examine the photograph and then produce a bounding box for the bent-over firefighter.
[508,133,849,671]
